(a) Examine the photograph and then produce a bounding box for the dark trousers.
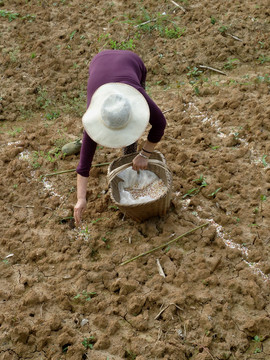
[123,142,137,155]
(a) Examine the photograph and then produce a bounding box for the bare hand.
[132,154,148,171]
[74,198,86,226]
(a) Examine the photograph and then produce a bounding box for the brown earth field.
[1,0,270,359]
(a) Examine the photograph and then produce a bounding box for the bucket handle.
[107,159,169,184]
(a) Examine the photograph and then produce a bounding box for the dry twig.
[135,18,157,28]
[170,0,186,13]
[12,204,34,208]
[162,108,174,114]
[227,33,243,42]
[202,347,216,360]
[199,65,227,76]
[155,303,184,320]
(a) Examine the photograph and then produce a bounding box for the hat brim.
[82,83,150,148]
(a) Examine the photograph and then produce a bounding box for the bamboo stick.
[43,162,110,177]
[120,223,209,266]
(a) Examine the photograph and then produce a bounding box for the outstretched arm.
[75,131,97,225]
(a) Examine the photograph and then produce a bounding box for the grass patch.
[30,148,62,169]
[8,127,23,137]
[0,9,36,22]
[61,89,86,117]
[258,55,270,64]
[98,33,136,50]
[126,8,185,39]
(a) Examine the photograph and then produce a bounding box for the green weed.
[54,131,69,149]
[187,66,203,79]
[8,127,22,137]
[248,223,259,228]
[218,25,228,33]
[255,74,270,83]
[91,217,107,224]
[109,38,135,50]
[102,237,110,249]
[223,58,239,70]
[260,194,267,212]
[210,16,216,25]
[0,9,19,21]
[254,348,262,354]
[59,216,74,224]
[133,9,185,39]
[21,14,36,22]
[108,205,119,210]
[163,26,185,39]
[45,111,60,120]
[252,335,263,354]
[258,55,270,64]
[98,33,136,50]
[42,148,62,162]
[0,9,35,22]
[208,187,222,197]
[194,86,200,96]
[61,89,86,117]
[183,187,200,198]
[124,350,137,359]
[31,151,41,169]
[9,48,20,63]
[186,66,203,95]
[90,248,99,259]
[262,155,268,167]
[36,87,53,110]
[82,336,95,349]
[74,290,97,301]
[193,175,208,187]
[69,30,76,40]
[30,148,62,169]
[183,175,208,199]
[80,225,90,237]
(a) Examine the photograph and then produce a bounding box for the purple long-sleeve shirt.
[76,50,166,177]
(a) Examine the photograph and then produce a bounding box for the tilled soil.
[1,0,270,359]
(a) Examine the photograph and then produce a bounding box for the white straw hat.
[82,83,150,148]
